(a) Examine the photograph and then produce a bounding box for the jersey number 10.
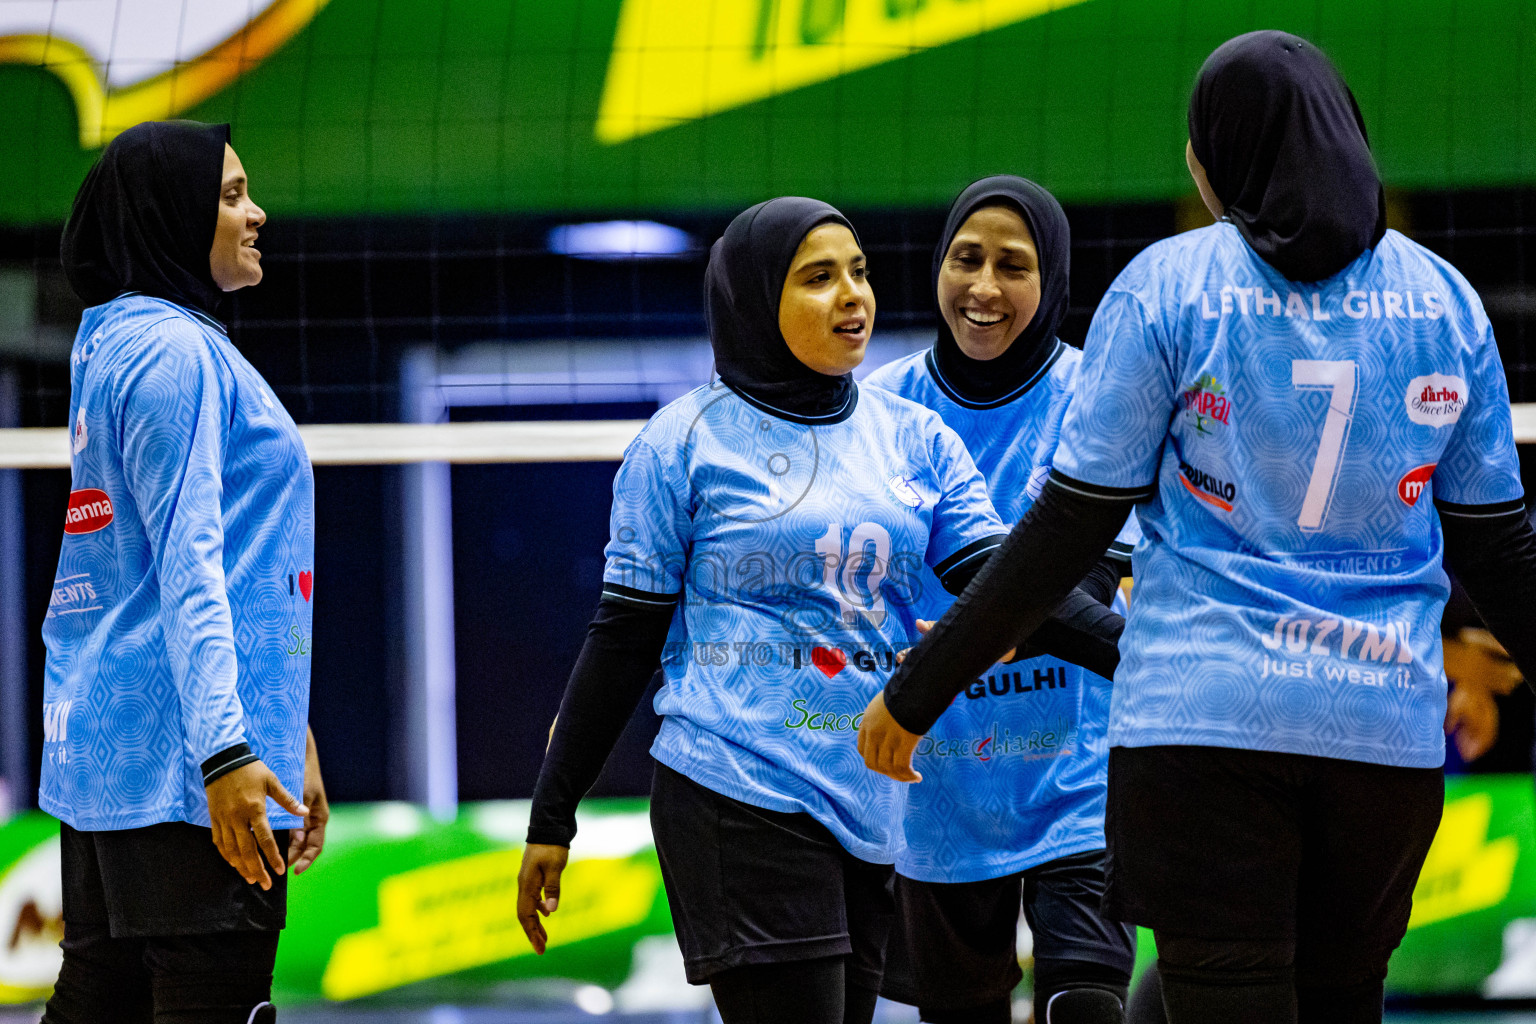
[1292,359,1358,532]
[814,522,892,628]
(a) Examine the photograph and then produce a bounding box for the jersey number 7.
[1291,359,1358,532]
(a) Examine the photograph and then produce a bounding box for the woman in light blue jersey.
[44,121,329,1024]
[864,176,1136,1024]
[516,197,1014,1024]
[862,31,1536,1024]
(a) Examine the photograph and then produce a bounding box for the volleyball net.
[2,0,1535,818]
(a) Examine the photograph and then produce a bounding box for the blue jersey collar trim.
[925,340,1065,410]
[720,378,859,425]
[117,291,228,335]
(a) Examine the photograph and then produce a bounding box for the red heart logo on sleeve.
[810,646,846,678]
[298,571,313,602]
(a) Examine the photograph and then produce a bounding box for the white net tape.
[1,404,1534,468]
[0,420,651,468]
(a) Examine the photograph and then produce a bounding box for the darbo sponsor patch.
[1405,374,1466,427]
[63,489,113,534]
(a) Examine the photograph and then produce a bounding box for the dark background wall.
[4,189,1534,806]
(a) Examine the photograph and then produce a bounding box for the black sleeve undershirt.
[1438,498,1536,685]
[526,595,674,847]
[940,532,1128,678]
[1077,554,1127,606]
[885,474,1137,734]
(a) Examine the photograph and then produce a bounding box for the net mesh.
[1,1,1534,808]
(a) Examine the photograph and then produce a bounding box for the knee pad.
[1044,987,1125,1024]
[1156,940,1296,1024]
[43,944,153,1024]
[1034,956,1131,1024]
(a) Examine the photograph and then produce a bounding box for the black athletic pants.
[649,763,891,1024]
[1105,746,1443,1024]
[43,823,286,1024]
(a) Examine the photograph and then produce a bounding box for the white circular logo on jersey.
[685,385,820,523]
[1404,373,1466,428]
[886,475,922,509]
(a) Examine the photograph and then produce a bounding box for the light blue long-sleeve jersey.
[41,294,314,831]
[604,381,1007,863]
[1055,225,1524,767]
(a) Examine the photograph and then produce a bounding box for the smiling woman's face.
[937,204,1040,362]
[208,144,266,292]
[777,223,875,377]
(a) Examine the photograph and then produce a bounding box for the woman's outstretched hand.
[517,842,570,954]
[857,691,923,783]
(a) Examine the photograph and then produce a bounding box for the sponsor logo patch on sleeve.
[63,489,114,535]
[1397,464,1437,506]
[1404,374,1467,427]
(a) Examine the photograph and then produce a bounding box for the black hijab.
[1189,31,1385,282]
[61,120,231,315]
[930,175,1071,406]
[706,197,860,422]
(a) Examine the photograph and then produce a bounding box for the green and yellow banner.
[4,777,1536,1006]
[0,0,1532,222]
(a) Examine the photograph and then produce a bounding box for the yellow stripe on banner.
[595,0,1093,144]
[320,852,659,1001]
[1408,792,1519,929]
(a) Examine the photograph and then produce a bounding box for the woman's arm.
[518,433,690,951]
[861,477,1134,779]
[526,596,675,846]
[944,546,1127,678]
[1440,503,1536,683]
[517,594,673,954]
[114,320,303,887]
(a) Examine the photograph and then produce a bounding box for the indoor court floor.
[5,1005,1536,1023]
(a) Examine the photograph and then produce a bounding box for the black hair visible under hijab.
[61,120,231,315]
[1189,31,1385,283]
[930,175,1071,406]
[706,197,860,423]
